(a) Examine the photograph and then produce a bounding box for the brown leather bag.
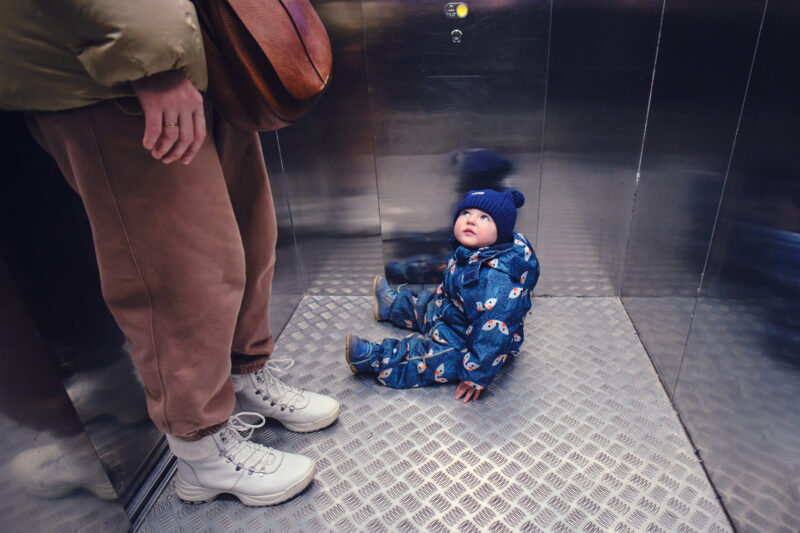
[192,0,333,131]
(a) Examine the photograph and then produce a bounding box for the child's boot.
[345,333,376,373]
[372,276,397,320]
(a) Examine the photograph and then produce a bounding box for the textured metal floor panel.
[674,298,800,533]
[300,236,385,296]
[137,297,732,533]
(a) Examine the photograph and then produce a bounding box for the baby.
[345,188,540,402]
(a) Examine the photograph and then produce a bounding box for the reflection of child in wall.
[345,189,540,402]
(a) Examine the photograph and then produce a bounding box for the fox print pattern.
[359,232,539,390]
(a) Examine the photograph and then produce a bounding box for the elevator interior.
[1,1,798,532]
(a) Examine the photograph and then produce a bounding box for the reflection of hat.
[454,189,525,243]
[453,149,513,179]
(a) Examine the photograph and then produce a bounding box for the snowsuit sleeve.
[457,267,531,390]
[39,0,207,90]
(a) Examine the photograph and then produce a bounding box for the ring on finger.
[164,120,178,128]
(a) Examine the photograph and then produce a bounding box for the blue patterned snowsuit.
[364,233,540,390]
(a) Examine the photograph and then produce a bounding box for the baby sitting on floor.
[345,188,540,402]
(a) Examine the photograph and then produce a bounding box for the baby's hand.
[455,382,481,403]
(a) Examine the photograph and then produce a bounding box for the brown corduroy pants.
[28,99,277,440]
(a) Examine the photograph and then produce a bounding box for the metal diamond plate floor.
[137,297,732,533]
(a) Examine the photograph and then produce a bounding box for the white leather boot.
[232,359,340,433]
[166,412,314,506]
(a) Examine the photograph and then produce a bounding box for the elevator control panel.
[445,2,468,43]
[444,2,469,19]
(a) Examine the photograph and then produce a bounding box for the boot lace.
[217,412,277,475]
[253,359,305,413]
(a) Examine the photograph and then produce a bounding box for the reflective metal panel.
[621,0,765,395]
[260,133,304,333]
[278,0,384,295]
[364,0,548,284]
[0,256,129,533]
[674,1,800,530]
[536,0,662,295]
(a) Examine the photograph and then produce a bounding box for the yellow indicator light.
[456,3,469,18]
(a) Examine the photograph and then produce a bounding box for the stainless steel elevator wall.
[622,1,800,531]
[259,133,304,335]
[361,0,667,296]
[620,0,765,396]
[364,0,548,286]
[672,2,800,530]
[536,0,662,295]
[275,0,385,295]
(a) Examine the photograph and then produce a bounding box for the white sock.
[166,433,218,461]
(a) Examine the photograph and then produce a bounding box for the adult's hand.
[131,70,206,165]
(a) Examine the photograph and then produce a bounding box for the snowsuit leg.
[386,287,436,334]
[361,334,461,389]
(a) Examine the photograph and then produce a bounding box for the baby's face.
[453,208,498,248]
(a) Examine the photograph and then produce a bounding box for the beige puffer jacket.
[0,0,208,111]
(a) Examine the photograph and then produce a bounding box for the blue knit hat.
[454,189,525,243]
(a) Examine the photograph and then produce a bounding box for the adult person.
[0,0,340,505]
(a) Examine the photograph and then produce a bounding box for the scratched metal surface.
[137,296,732,533]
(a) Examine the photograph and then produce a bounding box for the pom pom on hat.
[453,188,525,243]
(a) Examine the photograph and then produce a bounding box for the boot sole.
[174,463,314,507]
[372,276,381,321]
[279,403,341,433]
[344,333,358,373]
